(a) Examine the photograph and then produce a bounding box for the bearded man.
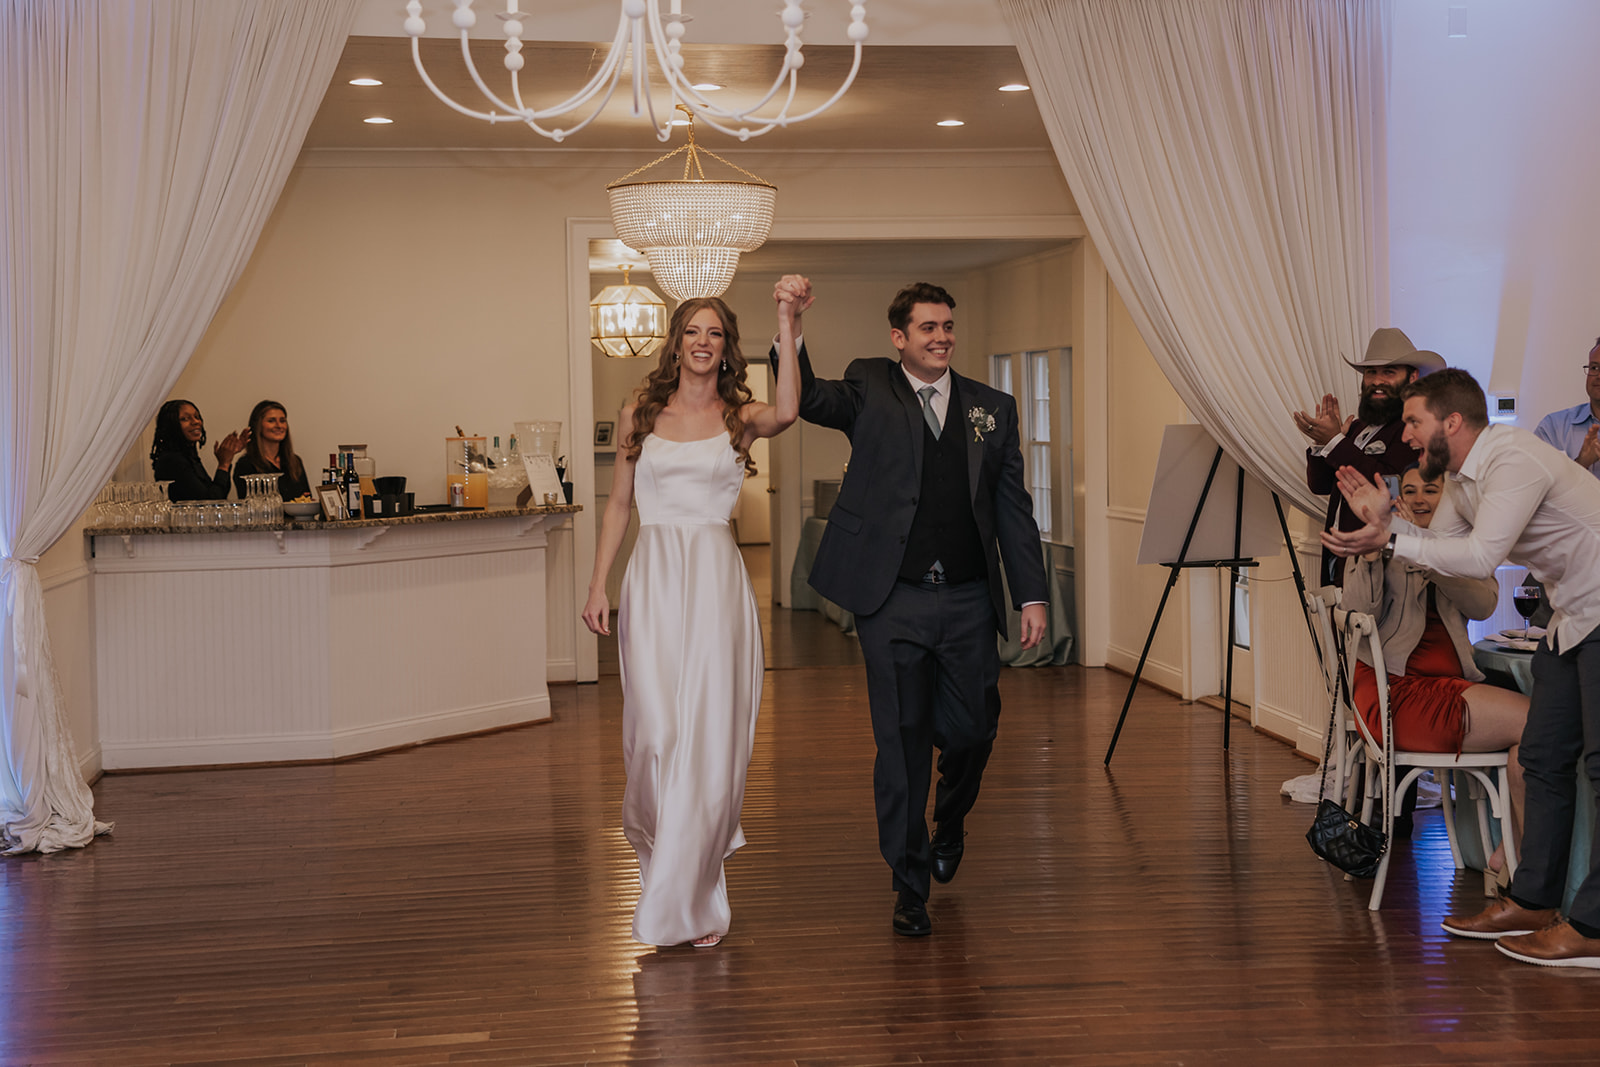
[1293,328,1442,585]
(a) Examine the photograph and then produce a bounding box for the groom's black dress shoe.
[893,891,931,937]
[931,821,965,885]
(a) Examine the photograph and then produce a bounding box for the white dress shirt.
[902,365,951,429]
[1392,423,1600,653]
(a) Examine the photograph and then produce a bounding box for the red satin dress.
[1353,596,1475,753]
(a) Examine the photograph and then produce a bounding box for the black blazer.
[776,343,1048,638]
[153,448,232,502]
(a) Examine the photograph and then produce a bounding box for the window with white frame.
[989,348,1070,540]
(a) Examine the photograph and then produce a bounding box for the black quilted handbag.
[1307,798,1387,878]
[1305,665,1387,878]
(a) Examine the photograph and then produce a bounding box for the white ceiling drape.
[997,0,1391,517]
[0,0,359,853]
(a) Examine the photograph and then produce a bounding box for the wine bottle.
[342,453,361,519]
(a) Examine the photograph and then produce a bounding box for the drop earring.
[721,357,729,371]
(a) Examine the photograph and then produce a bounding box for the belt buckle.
[922,569,946,585]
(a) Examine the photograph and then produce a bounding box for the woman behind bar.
[150,399,248,501]
[233,399,311,502]
[1341,463,1529,873]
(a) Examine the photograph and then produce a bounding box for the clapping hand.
[1319,466,1394,558]
[1333,466,1395,527]
[213,427,250,468]
[1291,393,1354,447]
[1579,424,1600,469]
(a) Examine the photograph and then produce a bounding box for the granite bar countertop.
[87,504,581,537]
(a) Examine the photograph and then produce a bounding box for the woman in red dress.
[1341,465,1529,871]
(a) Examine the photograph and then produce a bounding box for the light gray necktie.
[917,385,941,439]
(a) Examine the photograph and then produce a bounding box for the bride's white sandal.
[691,933,723,948]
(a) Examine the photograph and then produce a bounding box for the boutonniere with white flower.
[968,406,996,442]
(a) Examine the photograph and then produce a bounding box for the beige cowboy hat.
[1343,327,1447,374]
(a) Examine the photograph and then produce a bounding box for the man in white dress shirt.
[1323,368,1600,969]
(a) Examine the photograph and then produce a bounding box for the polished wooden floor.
[7,592,1600,1063]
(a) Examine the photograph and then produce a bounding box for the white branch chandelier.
[403,0,870,142]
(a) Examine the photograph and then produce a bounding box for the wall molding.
[1104,640,1183,697]
[1252,697,1306,752]
[101,694,550,770]
[79,745,102,785]
[1106,505,1147,525]
[300,146,1069,172]
[39,563,91,593]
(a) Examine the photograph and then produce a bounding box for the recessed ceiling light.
[363,116,394,124]
[999,83,1031,92]
[936,119,965,127]
[691,82,723,92]
[349,77,382,87]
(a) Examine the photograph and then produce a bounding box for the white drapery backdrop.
[0,0,359,853]
[998,0,1391,518]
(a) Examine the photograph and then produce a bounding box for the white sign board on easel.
[1135,425,1282,566]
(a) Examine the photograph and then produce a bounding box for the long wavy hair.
[624,297,758,475]
[150,399,203,464]
[241,399,306,483]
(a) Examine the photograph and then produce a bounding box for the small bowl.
[283,501,323,520]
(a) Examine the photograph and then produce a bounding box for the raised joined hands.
[773,274,814,328]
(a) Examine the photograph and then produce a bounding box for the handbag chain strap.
[1314,651,1342,806]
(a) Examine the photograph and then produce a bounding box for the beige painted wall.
[1103,284,1189,691]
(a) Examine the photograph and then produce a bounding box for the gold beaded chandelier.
[606,113,776,301]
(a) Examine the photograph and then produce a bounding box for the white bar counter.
[87,505,579,770]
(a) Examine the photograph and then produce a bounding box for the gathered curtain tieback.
[2,556,43,701]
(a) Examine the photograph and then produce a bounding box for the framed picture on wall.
[594,421,615,447]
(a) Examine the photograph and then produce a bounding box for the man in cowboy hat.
[1293,327,1446,586]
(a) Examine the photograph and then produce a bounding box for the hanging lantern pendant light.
[590,266,669,359]
[607,109,776,301]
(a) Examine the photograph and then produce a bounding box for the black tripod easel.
[1103,446,1317,766]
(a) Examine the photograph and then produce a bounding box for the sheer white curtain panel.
[0,0,360,853]
[997,0,1391,517]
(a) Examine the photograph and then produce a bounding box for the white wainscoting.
[90,514,562,769]
[41,561,101,782]
[1248,539,1328,754]
[1104,505,1186,695]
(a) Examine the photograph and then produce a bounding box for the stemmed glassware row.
[90,475,284,530]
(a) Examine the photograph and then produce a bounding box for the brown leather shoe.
[1440,894,1560,940]
[1497,921,1600,968]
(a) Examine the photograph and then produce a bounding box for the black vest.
[899,399,985,583]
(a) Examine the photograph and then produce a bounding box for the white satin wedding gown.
[618,433,763,946]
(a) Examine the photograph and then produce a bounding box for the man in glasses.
[1534,338,1600,479]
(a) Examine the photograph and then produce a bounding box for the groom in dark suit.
[772,277,1048,936]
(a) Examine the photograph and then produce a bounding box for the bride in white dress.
[582,279,810,947]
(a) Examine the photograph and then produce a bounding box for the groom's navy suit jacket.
[782,343,1048,638]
